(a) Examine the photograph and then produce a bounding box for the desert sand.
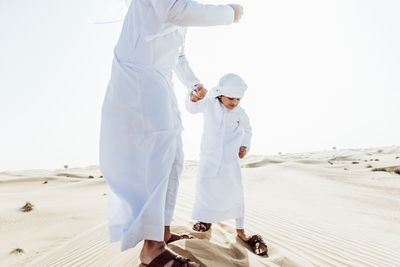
[1,147,399,266]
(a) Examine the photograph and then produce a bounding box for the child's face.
[220,96,241,110]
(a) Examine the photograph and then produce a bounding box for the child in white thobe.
[186,73,268,256]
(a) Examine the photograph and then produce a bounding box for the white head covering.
[211,73,247,98]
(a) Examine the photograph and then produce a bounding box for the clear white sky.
[0,0,399,171]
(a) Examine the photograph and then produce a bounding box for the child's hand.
[238,146,247,159]
[190,84,207,102]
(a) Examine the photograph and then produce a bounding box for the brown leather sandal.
[166,233,193,244]
[192,221,211,232]
[247,235,268,256]
[147,250,196,267]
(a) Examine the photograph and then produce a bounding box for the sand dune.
[1,147,400,266]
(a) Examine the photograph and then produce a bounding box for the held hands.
[190,84,207,102]
[238,146,247,159]
[228,4,244,22]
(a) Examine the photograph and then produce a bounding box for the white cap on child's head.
[214,73,247,98]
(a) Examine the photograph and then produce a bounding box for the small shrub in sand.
[375,159,380,161]
[20,202,34,212]
[396,156,399,159]
[43,181,48,184]
[352,161,359,164]
[88,175,94,178]
[10,248,24,255]
[377,149,383,153]
[366,165,372,168]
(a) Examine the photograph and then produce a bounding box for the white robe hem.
[192,206,244,223]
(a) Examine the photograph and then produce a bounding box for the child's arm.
[238,111,252,158]
[185,90,209,114]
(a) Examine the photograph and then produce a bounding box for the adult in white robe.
[185,74,252,227]
[99,0,243,262]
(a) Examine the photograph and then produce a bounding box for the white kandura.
[186,73,252,228]
[99,0,235,251]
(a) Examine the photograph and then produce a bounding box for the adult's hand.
[229,4,244,22]
[195,84,207,98]
[190,84,207,102]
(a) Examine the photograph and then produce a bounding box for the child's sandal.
[192,221,211,232]
[247,235,268,256]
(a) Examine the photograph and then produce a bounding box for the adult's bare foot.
[139,240,165,265]
[139,240,196,266]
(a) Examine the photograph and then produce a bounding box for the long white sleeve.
[147,0,234,26]
[185,92,211,114]
[174,39,200,88]
[240,111,252,151]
